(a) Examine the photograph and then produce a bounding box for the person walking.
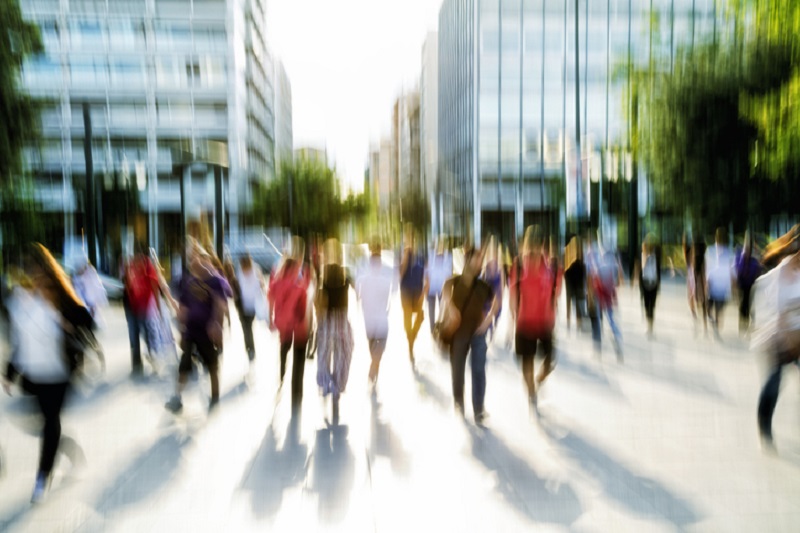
[426,237,453,336]
[705,227,735,338]
[563,236,586,332]
[510,226,560,413]
[356,239,395,388]
[481,236,505,342]
[587,239,623,358]
[399,228,428,364]
[268,237,313,407]
[70,255,108,372]
[2,244,93,503]
[751,227,800,452]
[440,244,498,425]
[232,254,266,363]
[736,230,761,334]
[316,239,354,422]
[637,235,661,338]
[165,247,228,413]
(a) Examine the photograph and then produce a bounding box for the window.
[71,19,105,49]
[108,20,146,51]
[70,57,107,87]
[110,59,145,88]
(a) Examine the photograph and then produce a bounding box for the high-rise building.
[420,31,439,237]
[438,0,720,247]
[274,59,293,171]
[19,0,285,263]
[392,90,421,198]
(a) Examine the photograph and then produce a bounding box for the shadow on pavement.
[369,393,411,476]
[468,426,583,525]
[239,408,309,522]
[91,431,191,515]
[542,421,701,528]
[310,423,356,524]
[413,369,451,409]
[620,357,725,399]
[556,351,624,396]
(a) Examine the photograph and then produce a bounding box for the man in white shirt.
[705,227,735,336]
[356,240,396,387]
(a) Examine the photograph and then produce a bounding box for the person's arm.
[476,291,500,335]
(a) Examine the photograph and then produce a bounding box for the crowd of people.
[2,222,800,503]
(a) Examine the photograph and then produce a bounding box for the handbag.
[433,277,472,349]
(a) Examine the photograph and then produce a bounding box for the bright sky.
[267,0,442,193]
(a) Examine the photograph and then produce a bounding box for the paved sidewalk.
[1,279,799,532]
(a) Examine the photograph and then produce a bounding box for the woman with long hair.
[315,238,354,423]
[2,243,93,503]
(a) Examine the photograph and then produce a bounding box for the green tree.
[1,1,43,264]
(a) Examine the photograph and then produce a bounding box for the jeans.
[239,311,255,360]
[179,334,220,401]
[450,331,488,416]
[592,303,622,350]
[280,333,308,405]
[124,300,151,372]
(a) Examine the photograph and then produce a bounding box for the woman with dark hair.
[2,243,93,503]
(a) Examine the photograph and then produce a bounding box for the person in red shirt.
[122,246,161,377]
[509,226,561,414]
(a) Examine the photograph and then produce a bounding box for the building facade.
[274,59,293,171]
[420,31,439,237]
[19,0,284,265]
[438,0,722,248]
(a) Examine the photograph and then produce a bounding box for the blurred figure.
[587,238,623,359]
[268,237,313,406]
[636,235,661,338]
[510,226,560,414]
[563,235,587,332]
[481,235,504,342]
[751,227,800,452]
[686,234,709,335]
[164,247,228,413]
[70,256,108,372]
[736,230,761,334]
[426,237,453,335]
[316,238,354,422]
[356,239,395,388]
[441,244,498,424]
[231,255,266,363]
[123,244,174,378]
[2,243,93,503]
[399,227,428,364]
[705,227,735,338]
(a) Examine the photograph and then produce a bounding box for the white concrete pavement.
[1,278,799,532]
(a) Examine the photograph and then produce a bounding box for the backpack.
[642,253,658,289]
[401,252,425,297]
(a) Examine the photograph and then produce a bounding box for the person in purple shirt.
[165,249,227,413]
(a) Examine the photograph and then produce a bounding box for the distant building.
[392,90,421,199]
[19,0,285,262]
[420,31,439,236]
[294,147,328,166]
[274,60,294,171]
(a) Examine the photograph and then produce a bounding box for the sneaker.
[208,397,219,413]
[475,411,489,426]
[164,395,183,413]
[30,473,48,504]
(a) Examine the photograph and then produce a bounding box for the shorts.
[515,332,553,360]
[178,335,219,375]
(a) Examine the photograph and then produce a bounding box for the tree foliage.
[0,1,42,184]
[634,0,800,232]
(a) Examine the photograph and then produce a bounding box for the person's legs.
[279,338,292,383]
[757,362,784,443]
[291,337,307,405]
[590,302,602,353]
[536,336,555,384]
[605,307,623,358]
[411,297,425,342]
[449,332,470,415]
[427,294,438,334]
[368,337,387,384]
[470,333,488,419]
[565,284,574,329]
[197,336,220,404]
[241,313,255,360]
[401,293,413,342]
[33,381,69,478]
[126,304,143,374]
[643,288,657,334]
[166,338,195,412]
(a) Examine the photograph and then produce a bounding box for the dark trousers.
[739,285,754,326]
[179,334,220,401]
[758,355,796,439]
[449,331,488,416]
[401,292,425,346]
[642,287,658,322]
[23,379,69,477]
[124,300,151,372]
[280,333,308,405]
[239,311,255,360]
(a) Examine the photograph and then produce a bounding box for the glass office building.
[438,0,722,247]
[19,0,288,265]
